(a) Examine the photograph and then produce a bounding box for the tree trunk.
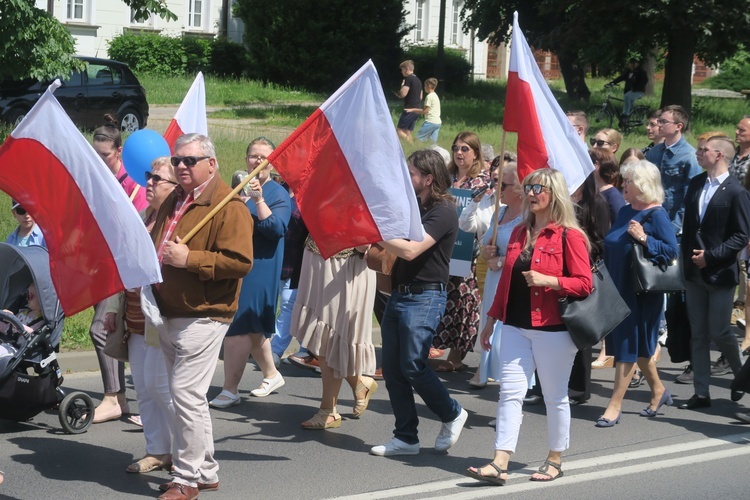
[660,31,697,114]
[557,52,591,102]
[644,48,657,97]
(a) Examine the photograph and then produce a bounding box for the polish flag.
[163,72,208,152]
[267,60,424,259]
[503,12,593,193]
[0,81,162,316]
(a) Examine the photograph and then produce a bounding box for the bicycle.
[586,86,651,133]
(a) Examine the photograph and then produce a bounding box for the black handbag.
[631,209,685,294]
[558,230,631,350]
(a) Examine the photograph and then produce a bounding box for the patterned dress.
[433,172,489,356]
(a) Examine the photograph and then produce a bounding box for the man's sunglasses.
[451,145,471,153]
[13,207,27,215]
[524,184,550,195]
[170,155,210,167]
[145,172,178,185]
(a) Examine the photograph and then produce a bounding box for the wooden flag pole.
[181,159,269,244]
[489,129,508,246]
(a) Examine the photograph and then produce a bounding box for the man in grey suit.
[679,136,750,410]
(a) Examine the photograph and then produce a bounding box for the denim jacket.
[645,136,702,235]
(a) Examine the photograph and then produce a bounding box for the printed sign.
[449,187,475,277]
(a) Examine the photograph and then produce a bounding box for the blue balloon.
[122,130,171,187]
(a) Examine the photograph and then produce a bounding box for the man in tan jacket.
[152,133,253,500]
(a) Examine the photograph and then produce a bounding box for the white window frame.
[450,0,462,45]
[187,0,207,30]
[415,0,426,42]
[129,7,155,27]
[67,0,86,22]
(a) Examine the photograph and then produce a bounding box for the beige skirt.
[292,248,376,379]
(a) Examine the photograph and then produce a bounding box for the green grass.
[139,74,324,106]
[3,73,750,352]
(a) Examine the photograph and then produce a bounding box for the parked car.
[0,56,149,131]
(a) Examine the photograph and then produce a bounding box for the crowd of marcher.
[3,59,750,497]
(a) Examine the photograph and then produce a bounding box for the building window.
[451,1,462,45]
[415,0,425,41]
[130,8,154,26]
[67,0,85,21]
[188,0,204,29]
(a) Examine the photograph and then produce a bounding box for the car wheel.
[119,108,142,132]
[6,107,28,127]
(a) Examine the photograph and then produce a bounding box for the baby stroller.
[0,243,94,434]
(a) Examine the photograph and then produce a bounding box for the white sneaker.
[250,372,285,397]
[370,437,420,456]
[658,329,668,346]
[435,408,468,452]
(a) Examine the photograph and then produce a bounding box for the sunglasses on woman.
[524,184,550,195]
[170,155,210,167]
[589,138,611,147]
[451,145,471,153]
[145,172,178,185]
[13,207,27,215]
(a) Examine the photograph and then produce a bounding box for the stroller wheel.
[58,391,94,434]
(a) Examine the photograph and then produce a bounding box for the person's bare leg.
[301,356,343,427]
[248,333,280,380]
[637,356,666,410]
[221,334,253,394]
[601,361,635,421]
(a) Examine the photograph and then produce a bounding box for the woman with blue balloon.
[89,115,168,424]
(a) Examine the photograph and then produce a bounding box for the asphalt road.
[1,344,749,499]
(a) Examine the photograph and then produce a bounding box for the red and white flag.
[163,72,208,152]
[504,12,593,192]
[0,81,162,316]
[267,60,424,259]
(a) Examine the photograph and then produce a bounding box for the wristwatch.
[639,235,646,243]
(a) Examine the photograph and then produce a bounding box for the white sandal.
[209,390,241,408]
[250,372,285,397]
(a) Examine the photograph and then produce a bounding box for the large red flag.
[0,81,162,315]
[163,72,208,153]
[503,12,594,192]
[267,60,424,259]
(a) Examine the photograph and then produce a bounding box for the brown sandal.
[529,460,564,481]
[352,377,378,418]
[301,408,342,430]
[126,454,172,473]
[466,462,507,485]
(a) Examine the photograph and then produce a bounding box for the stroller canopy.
[0,243,64,346]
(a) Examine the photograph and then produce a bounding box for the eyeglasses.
[524,184,550,195]
[451,145,471,153]
[13,207,27,215]
[501,182,512,191]
[170,155,210,167]
[656,119,678,126]
[589,138,611,147]
[696,147,721,154]
[145,172,178,185]
[246,154,267,162]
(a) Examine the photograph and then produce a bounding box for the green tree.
[0,0,175,81]
[235,0,409,93]
[461,0,750,113]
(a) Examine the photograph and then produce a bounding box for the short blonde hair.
[151,156,176,182]
[597,128,623,149]
[620,160,664,205]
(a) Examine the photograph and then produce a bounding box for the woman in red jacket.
[466,168,593,485]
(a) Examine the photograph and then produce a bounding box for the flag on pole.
[267,60,424,259]
[503,12,594,193]
[163,72,208,152]
[0,81,162,316]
